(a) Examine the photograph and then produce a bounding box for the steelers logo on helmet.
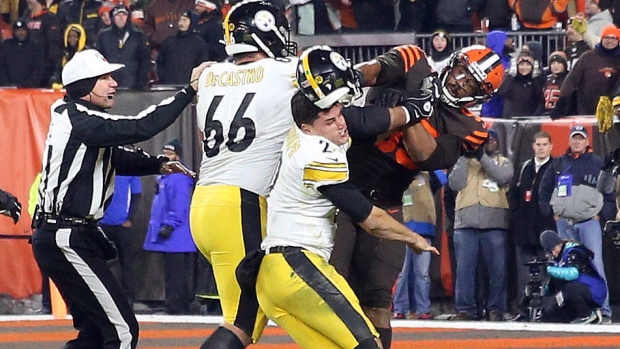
[254,9,275,32]
[296,45,362,109]
[222,0,296,58]
[330,51,349,71]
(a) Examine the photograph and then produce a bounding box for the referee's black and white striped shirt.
[38,87,195,220]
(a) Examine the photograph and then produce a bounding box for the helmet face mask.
[439,45,503,107]
[296,46,362,109]
[223,0,296,58]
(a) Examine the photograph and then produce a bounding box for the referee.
[31,49,207,349]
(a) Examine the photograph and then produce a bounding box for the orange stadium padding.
[0,88,62,299]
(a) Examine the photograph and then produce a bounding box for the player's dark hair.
[291,90,324,128]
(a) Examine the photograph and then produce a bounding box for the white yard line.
[2,315,620,333]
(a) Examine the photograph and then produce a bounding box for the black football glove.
[158,225,174,239]
[422,74,442,101]
[400,92,436,123]
[399,74,440,123]
[0,190,21,224]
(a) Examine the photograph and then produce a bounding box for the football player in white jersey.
[190,1,297,347]
[253,48,439,349]
[191,3,431,346]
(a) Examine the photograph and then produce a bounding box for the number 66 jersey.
[195,57,298,196]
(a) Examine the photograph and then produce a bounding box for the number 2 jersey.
[262,127,351,261]
[195,57,298,196]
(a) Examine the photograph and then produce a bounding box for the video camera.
[521,256,552,322]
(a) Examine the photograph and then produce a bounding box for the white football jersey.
[262,127,350,261]
[195,57,298,196]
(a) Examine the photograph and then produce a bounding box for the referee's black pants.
[32,224,139,349]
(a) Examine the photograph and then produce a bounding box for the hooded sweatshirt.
[156,11,210,84]
[427,30,453,74]
[481,30,510,117]
[95,15,151,89]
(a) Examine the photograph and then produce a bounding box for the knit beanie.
[517,51,534,66]
[540,230,563,253]
[163,138,183,156]
[601,24,620,40]
[548,50,568,70]
[99,2,114,17]
[431,29,451,44]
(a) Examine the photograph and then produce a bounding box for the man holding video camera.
[538,230,607,324]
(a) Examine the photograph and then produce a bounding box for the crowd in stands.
[0,0,618,117]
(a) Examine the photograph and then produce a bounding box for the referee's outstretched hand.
[161,161,196,178]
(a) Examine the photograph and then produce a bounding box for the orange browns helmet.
[440,44,504,107]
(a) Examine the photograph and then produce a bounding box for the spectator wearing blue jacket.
[481,30,513,118]
[144,139,197,315]
[100,175,142,305]
[539,230,607,323]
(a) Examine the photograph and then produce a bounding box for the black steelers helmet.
[296,46,362,109]
[223,0,296,58]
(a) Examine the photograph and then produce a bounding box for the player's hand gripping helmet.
[296,46,363,109]
[223,0,296,58]
[439,45,504,107]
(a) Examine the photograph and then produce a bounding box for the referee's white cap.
[62,49,125,86]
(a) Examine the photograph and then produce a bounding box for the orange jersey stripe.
[395,45,422,73]
[421,119,439,138]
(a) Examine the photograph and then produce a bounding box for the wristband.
[401,106,411,124]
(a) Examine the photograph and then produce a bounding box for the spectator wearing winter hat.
[539,51,569,115]
[194,0,226,61]
[130,8,144,28]
[143,0,195,51]
[427,29,453,74]
[581,0,614,48]
[95,4,151,90]
[0,20,46,87]
[22,0,63,86]
[98,1,115,29]
[537,230,607,324]
[156,10,209,85]
[520,41,545,78]
[498,51,544,118]
[144,138,197,315]
[553,24,620,118]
